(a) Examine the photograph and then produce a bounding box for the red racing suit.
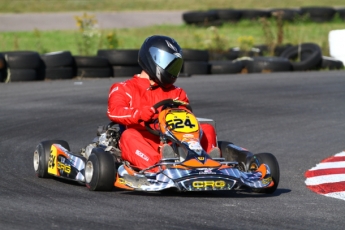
[107,75,217,171]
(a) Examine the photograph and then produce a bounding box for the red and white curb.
[305,151,345,200]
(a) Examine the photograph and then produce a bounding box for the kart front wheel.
[33,140,70,178]
[248,152,280,194]
[85,148,116,191]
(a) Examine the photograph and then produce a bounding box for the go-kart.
[33,99,280,194]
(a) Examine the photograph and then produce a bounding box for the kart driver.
[107,35,220,172]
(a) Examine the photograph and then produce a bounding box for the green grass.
[0,0,345,13]
[1,15,345,56]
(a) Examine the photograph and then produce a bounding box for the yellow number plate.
[165,110,199,133]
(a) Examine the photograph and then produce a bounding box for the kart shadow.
[115,187,291,198]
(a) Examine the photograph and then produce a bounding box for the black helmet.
[138,35,183,88]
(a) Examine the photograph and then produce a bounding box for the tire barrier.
[74,56,112,78]
[246,57,292,73]
[209,60,244,74]
[40,51,75,80]
[280,43,323,71]
[0,53,6,82]
[182,7,345,25]
[300,7,336,22]
[97,49,142,77]
[0,42,343,83]
[2,51,41,82]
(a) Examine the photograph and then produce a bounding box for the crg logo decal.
[135,150,149,162]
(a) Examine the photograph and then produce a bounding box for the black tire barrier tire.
[270,9,302,21]
[279,43,322,71]
[77,67,112,78]
[112,65,142,77]
[234,57,253,73]
[249,152,280,194]
[216,9,242,22]
[209,60,244,74]
[182,49,209,62]
[34,140,70,178]
[2,51,41,69]
[97,49,139,66]
[337,8,345,20]
[182,10,218,24]
[7,68,37,82]
[85,148,115,191]
[74,56,110,68]
[40,51,74,67]
[182,61,209,75]
[247,56,292,73]
[274,44,293,56]
[301,7,336,22]
[321,56,344,70]
[0,53,6,69]
[240,9,271,20]
[253,44,293,57]
[228,47,262,59]
[43,67,75,80]
[0,54,6,82]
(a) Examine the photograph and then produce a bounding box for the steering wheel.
[144,99,192,136]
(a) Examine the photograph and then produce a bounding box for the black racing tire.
[40,51,74,67]
[3,51,41,69]
[216,9,242,22]
[182,10,218,24]
[247,56,292,73]
[112,65,142,77]
[320,56,344,70]
[280,43,322,71]
[33,140,70,178]
[182,61,209,75]
[301,7,336,22]
[97,49,139,66]
[182,49,209,62]
[85,148,116,191]
[240,9,271,20]
[74,56,110,68]
[77,67,112,78]
[248,153,280,194]
[7,69,37,82]
[209,60,244,74]
[43,67,75,80]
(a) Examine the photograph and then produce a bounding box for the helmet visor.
[149,47,183,77]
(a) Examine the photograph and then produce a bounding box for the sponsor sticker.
[135,150,149,162]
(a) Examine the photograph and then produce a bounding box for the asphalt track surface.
[0,71,345,229]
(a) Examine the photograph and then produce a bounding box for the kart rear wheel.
[85,148,116,191]
[248,152,280,194]
[33,140,70,178]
